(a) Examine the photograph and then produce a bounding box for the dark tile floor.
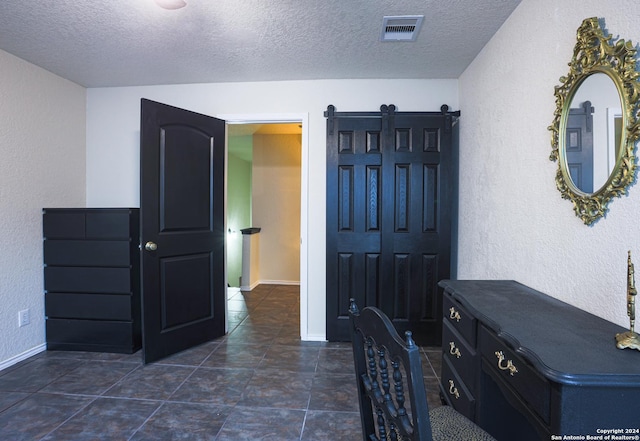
[0,285,443,440]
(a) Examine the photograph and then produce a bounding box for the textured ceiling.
[0,0,521,88]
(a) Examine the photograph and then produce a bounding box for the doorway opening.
[220,113,309,341]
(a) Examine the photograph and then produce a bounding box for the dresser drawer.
[43,212,86,239]
[479,325,550,424]
[43,209,135,239]
[46,293,133,320]
[44,240,132,267]
[443,292,477,347]
[46,319,137,348]
[441,356,476,420]
[44,266,132,293]
[442,320,477,390]
[85,211,133,239]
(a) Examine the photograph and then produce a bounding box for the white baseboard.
[258,280,300,286]
[240,279,300,291]
[0,343,47,372]
[303,333,327,342]
[240,280,260,291]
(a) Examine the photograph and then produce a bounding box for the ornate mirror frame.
[549,17,640,225]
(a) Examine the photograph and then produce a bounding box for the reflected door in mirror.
[566,101,594,193]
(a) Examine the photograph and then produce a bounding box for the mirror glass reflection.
[564,73,622,194]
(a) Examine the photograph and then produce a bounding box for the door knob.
[145,241,158,251]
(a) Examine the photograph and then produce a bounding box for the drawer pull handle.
[449,307,461,322]
[495,351,518,376]
[448,380,460,399]
[449,341,461,358]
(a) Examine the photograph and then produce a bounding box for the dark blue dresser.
[439,279,640,441]
[43,208,141,354]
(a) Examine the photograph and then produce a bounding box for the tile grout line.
[1,286,367,439]
[38,394,102,441]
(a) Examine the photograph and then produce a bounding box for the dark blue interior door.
[325,105,458,345]
[140,99,226,364]
[566,101,594,193]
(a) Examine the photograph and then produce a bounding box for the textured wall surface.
[458,0,640,327]
[0,49,86,366]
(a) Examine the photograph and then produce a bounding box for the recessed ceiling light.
[154,0,187,10]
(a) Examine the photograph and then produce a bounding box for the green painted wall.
[227,136,252,287]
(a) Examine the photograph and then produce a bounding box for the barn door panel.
[325,106,383,341]
[326,104,458,345]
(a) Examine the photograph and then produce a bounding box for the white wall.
[458,0,640,327]
[86,79,458,339]
[0,49,86,367]
[252,134,301,284]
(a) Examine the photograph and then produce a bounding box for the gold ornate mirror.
[549,17,640,225]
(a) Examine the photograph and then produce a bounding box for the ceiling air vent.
[380,15,424,42]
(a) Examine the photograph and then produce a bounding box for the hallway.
[0,285,443,440]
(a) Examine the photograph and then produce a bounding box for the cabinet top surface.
[439,279,640,385]
[43,208,139,212]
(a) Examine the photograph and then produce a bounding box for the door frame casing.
[217,112,311,340]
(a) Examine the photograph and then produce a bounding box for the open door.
[140,99,226,364]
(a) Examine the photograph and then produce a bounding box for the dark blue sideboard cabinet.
[43,208,141,353]
[439,279,640,441]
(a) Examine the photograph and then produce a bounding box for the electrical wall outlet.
[18,309,30,327]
